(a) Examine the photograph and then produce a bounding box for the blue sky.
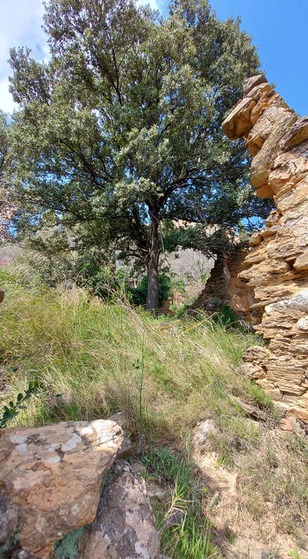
[0,0,307,115]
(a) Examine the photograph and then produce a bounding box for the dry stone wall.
[222,75,308,421]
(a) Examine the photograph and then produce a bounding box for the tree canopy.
[7,0,269,308]
[0,111,16,241]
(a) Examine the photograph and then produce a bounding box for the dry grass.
[238,431,308,545]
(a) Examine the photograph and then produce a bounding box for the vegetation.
[0,111,16,242]
[6,0,272,308]
[0,1,306,556]
[141,447,219,558]
[1,270,307,554]
[0,270,260,439]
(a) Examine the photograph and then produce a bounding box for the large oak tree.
[8,0,264,308]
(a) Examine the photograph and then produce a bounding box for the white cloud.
[0,0,166,113]
[0,0,47,113]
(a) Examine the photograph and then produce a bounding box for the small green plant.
[213,303,240,327]
[54,527,85,559]
[0,381,41,428]
[248,382,275,412]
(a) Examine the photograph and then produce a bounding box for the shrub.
[126,274,172,307]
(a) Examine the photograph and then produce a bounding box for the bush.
[213,303,240,327]
[126,274,172,307]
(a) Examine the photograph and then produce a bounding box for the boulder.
[78,460,161,559]
[0,420,124,558]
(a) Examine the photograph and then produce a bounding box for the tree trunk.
[146,210,160,310]
[146,249,159,310]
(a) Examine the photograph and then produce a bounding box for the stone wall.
[222,75,308,421]
[198,251,257,318]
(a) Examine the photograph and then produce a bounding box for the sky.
[0,0,307,116]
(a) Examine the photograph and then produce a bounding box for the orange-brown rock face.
[0,420,123,558]
[222,75,308,421]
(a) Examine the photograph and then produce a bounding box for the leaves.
[5,0,270,302]
[0,381,41,428]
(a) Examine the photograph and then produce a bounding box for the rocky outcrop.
[0,420,124,558]
[78,460,161,559]
[199,251,256,317]
[222,75,308,420]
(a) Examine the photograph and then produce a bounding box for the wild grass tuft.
[141,447,220,558]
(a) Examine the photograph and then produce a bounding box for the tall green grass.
[1,280,262,446]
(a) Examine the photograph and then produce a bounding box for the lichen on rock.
[0,419,124,558]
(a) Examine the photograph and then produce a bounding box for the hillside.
[1,270,307,558]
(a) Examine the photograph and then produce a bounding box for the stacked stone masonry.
[222,75,308,421]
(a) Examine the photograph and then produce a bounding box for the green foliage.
[248,382,275,412]
[7,0,269,307]
[141,448,219,558]
[288,547,306,559]
[127,274,172,307]
[0,380,40,428]
[0,533,20,558]
[213,303,240,327]
[0,280,261,440]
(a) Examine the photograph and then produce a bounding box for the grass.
[140,447,220,558]
[238,433,308,542]
[1,272,307,554]
[0,277,263,447]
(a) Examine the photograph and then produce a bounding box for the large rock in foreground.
[0,420,124,558]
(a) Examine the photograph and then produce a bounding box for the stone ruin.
[222,74,308,422]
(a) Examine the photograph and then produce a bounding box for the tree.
[8,0,265,308]
[0,112,17,242]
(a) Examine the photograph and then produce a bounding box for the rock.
[222,76,308,421]
[243,74,267,95]
[0,420,124,558]
[198,250,256,316]
[279,418,293,431]
[108,412,134,458]
[231,397,268,422]
[78,460,161,559]
[0,488,19,543]
[192,419,216,449]
[297,316,308,331]
[294,251,308,271]
[146,481,170,503]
